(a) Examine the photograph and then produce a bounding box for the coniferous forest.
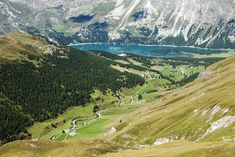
[0,48,145,144]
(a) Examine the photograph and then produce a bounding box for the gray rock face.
[0,0,31,34]
[1,0,235,48]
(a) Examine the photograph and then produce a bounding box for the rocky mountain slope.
[1,0,235,48]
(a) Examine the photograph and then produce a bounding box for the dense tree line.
[0,48,144,144]
[0,93,31,144]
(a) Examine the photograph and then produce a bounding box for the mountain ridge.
[1,0,234,48]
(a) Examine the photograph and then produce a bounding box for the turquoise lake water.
[72,43,226,58]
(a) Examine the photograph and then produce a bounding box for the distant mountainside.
[1,0,235,48]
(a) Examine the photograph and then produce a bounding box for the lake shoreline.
[72,43,233,58]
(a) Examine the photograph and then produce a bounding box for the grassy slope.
[28,105,94,140]
[0,32,51,63]
[0,139,124,157]
[111,65,145,76]
[192,50,235,59]
[105,141,235,157]
[104,56,235,156]
[91,90,119,108]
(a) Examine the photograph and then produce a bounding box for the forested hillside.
[0,33,144,144]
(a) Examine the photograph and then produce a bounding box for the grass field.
[28,105,94,140]
[111,64,145,76]
[161,64,204,82]
[68,118,113,139]
[104,140,235,157]
[91,90,119,108]
[0,32,50,64]
[191,50,235,59]
[1,139,235,157]
[0,139,124,157]
[108,56,235,147]
[54,118,113,141]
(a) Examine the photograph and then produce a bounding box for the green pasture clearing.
[28,104,94,139]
